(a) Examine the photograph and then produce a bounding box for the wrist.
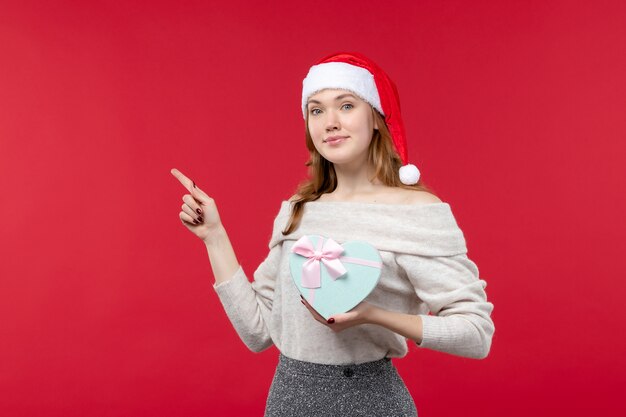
[366,304,385,325]
[366,307,424,344]
[203,223,227,247]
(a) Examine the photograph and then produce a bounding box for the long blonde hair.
[282,106,434,235]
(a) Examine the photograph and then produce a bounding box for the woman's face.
[306,88,379,168]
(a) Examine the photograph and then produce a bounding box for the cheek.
[307,120,322,138]
[349,116,373,141]
[307,123,324,151]
[347,111,372,132]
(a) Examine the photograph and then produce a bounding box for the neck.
[330,161,383,198]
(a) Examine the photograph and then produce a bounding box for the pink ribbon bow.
[291,235,347,288]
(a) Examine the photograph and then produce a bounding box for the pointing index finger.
[170,168,194,192]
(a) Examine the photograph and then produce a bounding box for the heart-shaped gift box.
[289,234,383,320]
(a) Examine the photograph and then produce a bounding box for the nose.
[325,109,340,132]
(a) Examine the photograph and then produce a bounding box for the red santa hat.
[302,51,421,185]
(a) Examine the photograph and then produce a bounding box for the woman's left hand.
[300,295,377,332]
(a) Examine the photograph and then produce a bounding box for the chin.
[319,153,342,162]
[324,158,354,167]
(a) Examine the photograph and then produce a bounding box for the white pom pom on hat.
[399,163,421,185]
[302,52,421,185]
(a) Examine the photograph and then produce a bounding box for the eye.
[310,108,321,116]
[341,103,354,110]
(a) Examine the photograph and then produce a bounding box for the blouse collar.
[268,200,468,256]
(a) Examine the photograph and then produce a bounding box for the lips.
[324,136,349,143]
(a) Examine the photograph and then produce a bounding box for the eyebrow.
[307,93,357,106]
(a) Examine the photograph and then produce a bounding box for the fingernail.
[193,220,198,224]
[196,208,202,214]
[300,295,304,299]
[300,300,305,305]
[327,318,335,324]
[192,180,196,188]
[197,216,203,222]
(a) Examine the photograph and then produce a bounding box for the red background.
[1,1,625,416]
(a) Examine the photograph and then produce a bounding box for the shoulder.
[288,194,302,203]
[288,190,442,205]
[398,189,443,205]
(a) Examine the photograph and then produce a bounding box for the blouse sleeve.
[212,243,282,353]
[395,252,495,359]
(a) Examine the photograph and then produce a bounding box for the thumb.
[190,183,212,204]
[331,311,357,324]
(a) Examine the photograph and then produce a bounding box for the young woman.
[171,52,495,417]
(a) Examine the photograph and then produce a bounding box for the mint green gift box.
[289,234,383,320]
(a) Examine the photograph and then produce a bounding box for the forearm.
[203,224,241,285]
[369,307,424,345]
[208,225,278,353]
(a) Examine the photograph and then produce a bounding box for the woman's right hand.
[170,168,223,243]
